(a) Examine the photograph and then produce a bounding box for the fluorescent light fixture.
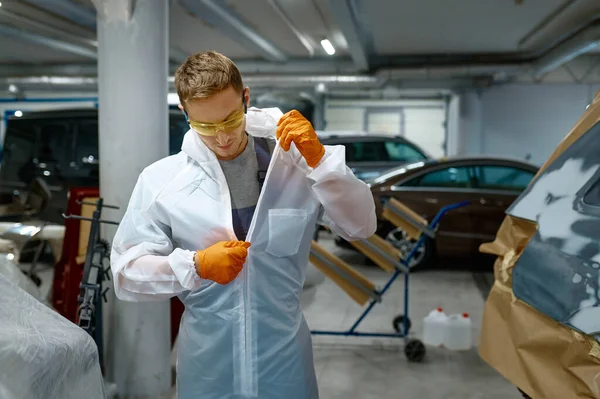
[320,39,335,55]
[14,110,23,117]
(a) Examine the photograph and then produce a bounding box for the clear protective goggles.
[183,95,247,137]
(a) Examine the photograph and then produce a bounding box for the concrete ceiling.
[1,0,600,93]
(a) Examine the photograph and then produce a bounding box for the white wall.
[454,83,600,166]
[324,99,448,158]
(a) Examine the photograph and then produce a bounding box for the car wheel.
[385,227,433,270]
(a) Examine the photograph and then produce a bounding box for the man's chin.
[214,147,237,160]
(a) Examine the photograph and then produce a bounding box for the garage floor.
[303,234,521,399]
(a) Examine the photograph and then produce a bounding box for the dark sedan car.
[367,156,539,268]
[317,131,430,181]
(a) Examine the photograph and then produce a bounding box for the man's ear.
[243,87,250,109]
[179,104,190,123]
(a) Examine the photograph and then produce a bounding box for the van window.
[37,122,69,165]
[169,118,188,155]
[74,121,99,164]
[1,120,36,186]
[69,120,99,183]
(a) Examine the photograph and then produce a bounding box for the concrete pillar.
[312,92,326,130]
[449,90,483,156]
[446,94,460,157]
[462,90,484,155]
[94,0,171,397]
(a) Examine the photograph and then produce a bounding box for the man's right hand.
[195,240,251,285]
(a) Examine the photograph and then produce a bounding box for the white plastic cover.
[111,106,377,398]
[0,273,106,399]
[0,253,40,300]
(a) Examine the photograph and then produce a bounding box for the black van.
[0,108,189,224]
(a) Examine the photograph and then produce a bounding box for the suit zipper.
[238,142,280,396]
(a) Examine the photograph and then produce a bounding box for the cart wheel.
[392,314,412,334]
[405,339,426,362]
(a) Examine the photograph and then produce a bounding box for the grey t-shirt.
[218,134,276,241]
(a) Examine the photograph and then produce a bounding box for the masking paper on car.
[479,90,600,399]
[0,274,106,399]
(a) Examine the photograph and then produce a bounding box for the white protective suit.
[111,107,377,399]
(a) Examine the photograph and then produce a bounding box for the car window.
[477,165,534,191]
[402,166,472,188]
[0,121,36,185]
[583,177,600,207]
[346,141,388,162]
[384,141,427,162]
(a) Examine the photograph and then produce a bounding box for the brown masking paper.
[478,90,600,398]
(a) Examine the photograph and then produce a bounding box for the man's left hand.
[276,110,325,168]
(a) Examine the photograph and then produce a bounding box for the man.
[111,51,376,399]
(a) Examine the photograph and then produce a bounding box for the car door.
[470,164,536,248]
[390,165,480,257]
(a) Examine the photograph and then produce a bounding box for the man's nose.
[215,130,229,145]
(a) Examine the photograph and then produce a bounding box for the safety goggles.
[183,97,247,137]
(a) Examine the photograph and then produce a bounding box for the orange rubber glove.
[194,241,251,285]
[276,110,325,168]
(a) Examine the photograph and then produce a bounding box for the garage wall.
[324,99,448,158]
[454,83,600,166]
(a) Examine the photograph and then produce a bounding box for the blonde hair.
[175,51,244,105]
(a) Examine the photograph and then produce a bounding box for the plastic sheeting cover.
[0,254,41,300]
[0,273,106,399]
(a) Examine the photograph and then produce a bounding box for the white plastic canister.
[422,307,448,347]
[443,313,472,351]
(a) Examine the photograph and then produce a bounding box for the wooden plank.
[383,198,429,240]
[77,197,98,264]
[349,235,401,273]
[309,240,376,306]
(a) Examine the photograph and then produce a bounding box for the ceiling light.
[315,82,327,93]
[320,39,335,55]
[0,2,3,7]
[14,110,23,117]
[8,84,17,93]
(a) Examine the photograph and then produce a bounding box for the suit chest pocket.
[265,208,308,258]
